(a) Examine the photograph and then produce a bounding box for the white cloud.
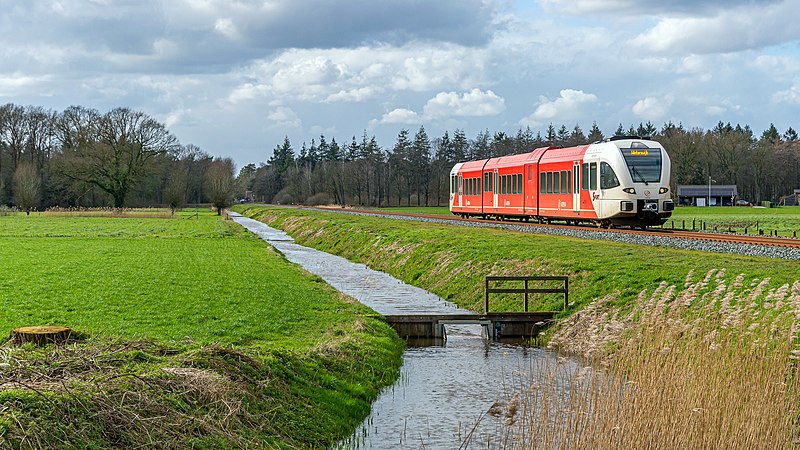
[519,89,598,126]
[632,95,673,120]
[325,87,381,103]
[630,1,800,54]
[229,43,489,105]
[267,106,301,129]
[214,18,241,40]
[374,108,422,125]
[422,89,505,118]
[773,81,800,105]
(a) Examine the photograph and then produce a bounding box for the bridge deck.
[382,312,557,340]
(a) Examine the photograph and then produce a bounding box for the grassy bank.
[236,205,800,447]
[237,205,798,315]
[0,210,403,448]
[378,204,800,235]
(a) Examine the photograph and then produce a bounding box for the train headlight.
[622,188,636,194]
[659,187,669,194]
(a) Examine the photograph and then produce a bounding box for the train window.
[540,172,546,194]
[546,172,552,194]
[601,163,620,189]
[566,171,572,194]
[581,163,589,190]
[528,166,534,181]
[589,162,598,190]
[560,170,568,194]
[494,172,498,193]
[517,174,523,194]
[553,171,560,194]
[483,173,489,192]
[500,175,505,194]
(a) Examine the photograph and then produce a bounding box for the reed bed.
[500,270,800,449]
[43,206,175,218]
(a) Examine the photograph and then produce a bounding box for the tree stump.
[10,326,72,346]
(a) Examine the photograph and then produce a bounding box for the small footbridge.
[383,276,568,341]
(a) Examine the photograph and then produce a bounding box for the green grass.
[378,206,452,215]
[668,205,800,235]
[0,210,403,448]
[378,204,800,236]
[236,205,799,317]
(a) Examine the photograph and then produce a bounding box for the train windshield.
[620,143,661,184]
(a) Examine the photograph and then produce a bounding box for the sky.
[2,0,800,168]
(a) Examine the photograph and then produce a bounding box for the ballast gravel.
[322,209,800,261]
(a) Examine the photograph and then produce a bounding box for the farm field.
[0,210,403,448]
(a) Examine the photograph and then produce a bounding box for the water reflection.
[230,213,570,449]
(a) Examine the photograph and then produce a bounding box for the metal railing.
[484,276,568,313]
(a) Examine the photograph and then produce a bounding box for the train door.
[572,163,580,213]
[458,174,463,208]
[493,170,499,210]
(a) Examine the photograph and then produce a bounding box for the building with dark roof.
[677,185,738,206]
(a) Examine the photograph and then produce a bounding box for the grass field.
[0,210,403,448]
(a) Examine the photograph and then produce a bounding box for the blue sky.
[2,0,799,167]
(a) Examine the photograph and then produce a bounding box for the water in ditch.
[231,213,577,449]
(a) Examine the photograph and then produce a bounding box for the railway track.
[310,206,800,250]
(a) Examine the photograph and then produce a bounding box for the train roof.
[539,144,590,162]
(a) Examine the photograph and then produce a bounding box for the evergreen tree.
[452,129,468,162]
[569,124,586,146]
[761,123,780,143]
[614,123,625,136]
[388,129,411,205]
[411,126,432,205]
[473,129,491,160]
[784,127,798,142]
[587,121,604,142]
[545,123,557,145]
[268,136,295,177]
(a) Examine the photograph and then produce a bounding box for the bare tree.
[56,107,179,207]
[13,161,40,214]
[205,157,235,215]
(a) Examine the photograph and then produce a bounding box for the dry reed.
[501,270,800,449]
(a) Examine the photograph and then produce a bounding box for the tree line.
[242,121,800,207]
[0,103,234,214]
[2,101,799,212]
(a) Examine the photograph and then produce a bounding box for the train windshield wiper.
[631,165,649,185]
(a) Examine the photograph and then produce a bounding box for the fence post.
[524,279,529,312]
[484,277,489,314]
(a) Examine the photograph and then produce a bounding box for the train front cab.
[587,138,674,228]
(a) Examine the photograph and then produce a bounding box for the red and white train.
[449,136,674,228]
